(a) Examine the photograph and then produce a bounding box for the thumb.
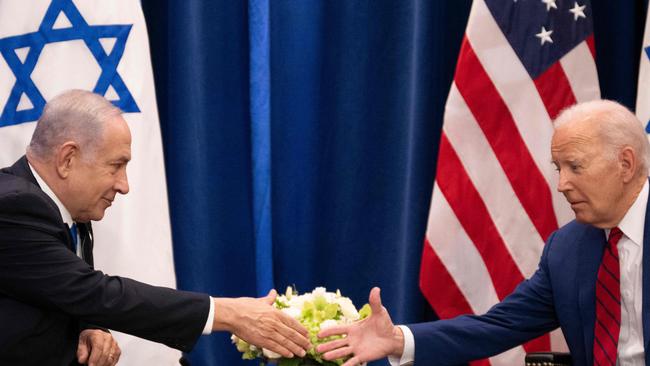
[77,339,89,364]
[263,289,277,305]
[369,287,383,314]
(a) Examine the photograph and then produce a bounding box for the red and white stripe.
[420,0,600,364]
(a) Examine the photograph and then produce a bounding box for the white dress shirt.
[391,181,649,366]
[27,162,215,334]
[611,180,647,365]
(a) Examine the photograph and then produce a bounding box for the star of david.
[0,0,139,128]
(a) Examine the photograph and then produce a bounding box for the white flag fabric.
[637,7,650,130]
[0,0,180,364]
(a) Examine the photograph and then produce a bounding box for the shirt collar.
[612,179,649,246]
[28,162,74,227]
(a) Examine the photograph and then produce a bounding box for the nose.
[556,170,571,193]
[114,169,130,195]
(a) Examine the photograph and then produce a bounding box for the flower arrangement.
[232,287,371,366]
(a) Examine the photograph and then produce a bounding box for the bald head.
[28,89,123,162]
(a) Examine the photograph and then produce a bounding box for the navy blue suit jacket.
[409,193,650,366]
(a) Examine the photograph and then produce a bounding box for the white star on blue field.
[0,0,139,128]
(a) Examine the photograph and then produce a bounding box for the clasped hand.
[213,287,404,365]
[77,328,120,366]
[213,289,311,358]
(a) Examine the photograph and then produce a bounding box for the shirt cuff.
[387,325,414,366]
[202,296,215,335]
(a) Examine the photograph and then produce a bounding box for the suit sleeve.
[408,232,561,365]
[0,188,210,352]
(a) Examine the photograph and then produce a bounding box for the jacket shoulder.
[0,172,63,231]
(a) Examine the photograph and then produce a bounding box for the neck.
[26,154,72,216]
[609,176,646,229]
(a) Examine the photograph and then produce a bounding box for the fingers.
[108,341,121,366]
[277,309,310,339]
[261,319,309,356]
[316,337,347,353]
[318,324,351,338]
[369,287,382,314]
[259,338,297,358]
[78,330,120,366]
[323,345,354,361]
[263,289,278,305]
[77,338,90,364]
[341,355,362,366]
[87,332,111,366]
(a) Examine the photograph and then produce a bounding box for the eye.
[551,162,560,172]
[569,163,581,172]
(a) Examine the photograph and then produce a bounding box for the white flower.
[319,319,338,330]
[234,287,366,363]
[262,348,282,359]
[282,306,301,319]
[335,296,360,320]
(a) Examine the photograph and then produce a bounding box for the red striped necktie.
[593,227,623,366]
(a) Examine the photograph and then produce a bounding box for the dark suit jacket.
[409,189,650,366]
[0,156,210,366]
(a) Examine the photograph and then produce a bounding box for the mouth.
[569,201,585,209]
[102,198,113,206]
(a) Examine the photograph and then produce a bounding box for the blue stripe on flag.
[249,0,274,296]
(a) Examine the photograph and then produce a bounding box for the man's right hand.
[316,287,405,366]
[212,289,310,358]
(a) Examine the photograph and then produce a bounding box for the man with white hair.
[317,100,650,366]
[0,90,310,366]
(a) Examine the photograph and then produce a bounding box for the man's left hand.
[77,329,121,366]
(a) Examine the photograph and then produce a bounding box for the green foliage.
[358,303,371,319]
[235,288,365,366]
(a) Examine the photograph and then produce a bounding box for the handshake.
[213,287,405,366]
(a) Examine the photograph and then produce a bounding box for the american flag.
[419,0,599,365]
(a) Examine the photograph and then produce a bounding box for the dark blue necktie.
[69,223,78,253]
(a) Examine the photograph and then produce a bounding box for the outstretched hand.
[212,289,311,358]
[316,287,404,366]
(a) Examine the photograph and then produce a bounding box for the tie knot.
[608,227,623,247]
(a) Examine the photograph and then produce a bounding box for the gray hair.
[28,89,123,161]
[554,99,650,176]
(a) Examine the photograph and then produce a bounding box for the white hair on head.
[554,99,650,176]
[28,89,123,161]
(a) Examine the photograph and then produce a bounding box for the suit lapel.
[577,226,607,366]
[78,222,94,267]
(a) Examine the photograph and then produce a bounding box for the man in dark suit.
[0,90,310,366]
[316,99,650,366]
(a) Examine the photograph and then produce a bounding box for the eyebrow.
[112,157,130,164]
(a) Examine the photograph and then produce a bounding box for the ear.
[619,146,637,183]
[55,141,79,179]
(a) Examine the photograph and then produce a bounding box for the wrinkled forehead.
[551,122,601,155]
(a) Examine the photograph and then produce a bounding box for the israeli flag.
[637,6,650,133]
[0,0,179,364]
